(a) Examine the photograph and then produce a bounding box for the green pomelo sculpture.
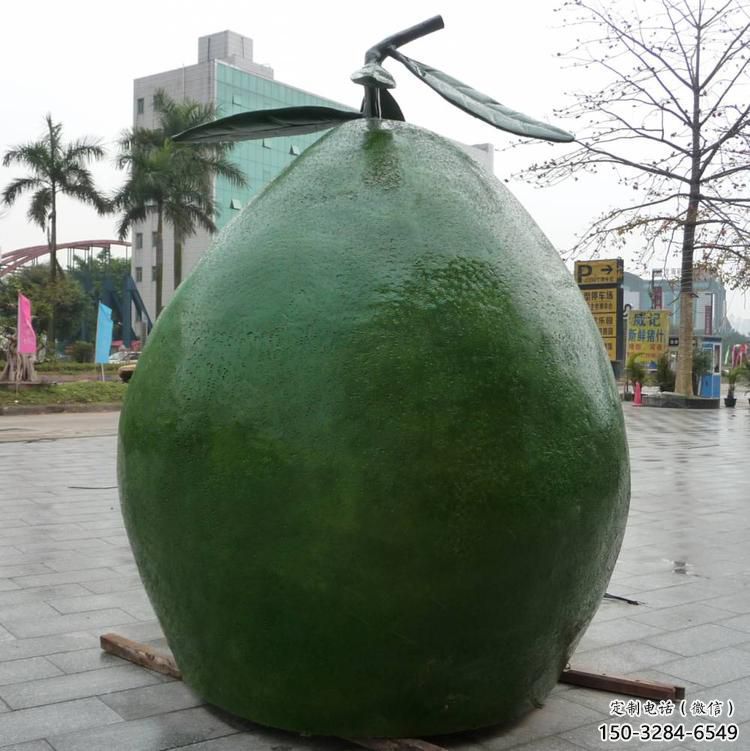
[118,119,630,737]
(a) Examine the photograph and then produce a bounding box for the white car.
[108,350,139,364]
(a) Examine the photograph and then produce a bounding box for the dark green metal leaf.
[358,89,405,121]
[173,107,363,144]
[379,89,405,121]
[387,49,574,143]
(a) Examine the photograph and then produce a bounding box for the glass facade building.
[130,30,352,316]
[213,62,346,232]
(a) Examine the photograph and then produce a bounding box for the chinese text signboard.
[627,310,671,365]
[575,259,624,364]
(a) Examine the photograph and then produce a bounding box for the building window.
[136,97,144,114]
[152,231,158,248]
[289,144,300,156]
[230,198,242,210]
[151,266,157,281]
[262,139,271,149]
[135,232,143,250]
[232,94,243,106]
[135,266,143,282]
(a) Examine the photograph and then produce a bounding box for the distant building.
[130,30,495,316]
[623,269,729,335]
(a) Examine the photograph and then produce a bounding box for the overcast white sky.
[1,0,748,320]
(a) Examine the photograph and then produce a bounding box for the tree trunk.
[155,206,164,317]
[675,49,702,398]
[173,233,183,291]
[48,185,57,353]
[674,194,701,396]
[675,286,694,395]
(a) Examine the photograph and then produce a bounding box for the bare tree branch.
[513,0,750,395]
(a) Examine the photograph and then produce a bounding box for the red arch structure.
[0,240,131,278]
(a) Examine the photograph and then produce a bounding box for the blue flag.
[95,302,114,364]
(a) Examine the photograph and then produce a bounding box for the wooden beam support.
[100,632,182,680]
[99,632,685,740]
[561,668,685,701]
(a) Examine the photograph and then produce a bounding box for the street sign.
[591,312,618,336]
[668,336,699,348]
[599,338,617,361]
[627,310,671,366]
[574,259,624,286]
[575,258,624,364]
[581,288,617,313]
[592,312,618,360]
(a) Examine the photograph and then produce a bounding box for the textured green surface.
[118,119,630,737]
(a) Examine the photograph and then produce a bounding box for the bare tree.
[516,0,750,395]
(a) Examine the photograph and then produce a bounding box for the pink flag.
[17,294,37,355]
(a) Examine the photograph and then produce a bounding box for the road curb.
[0,402,122,416]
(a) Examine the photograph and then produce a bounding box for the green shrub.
[36,360,118,374]
[656,353,676,392]
[625,353,647,386]
[726,366,743,398]
[70,341,94,363]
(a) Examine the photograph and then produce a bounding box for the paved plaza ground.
[0,405,748,750]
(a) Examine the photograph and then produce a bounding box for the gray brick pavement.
[0,407,748,750]
[0,664,167,710]
[0,698,121,747]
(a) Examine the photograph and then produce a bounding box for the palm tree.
[114,91,246,316]
[2,114,109,345]
[115,139,217,316]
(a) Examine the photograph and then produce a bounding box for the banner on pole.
[17,294,37,355]
[95,302,114,364]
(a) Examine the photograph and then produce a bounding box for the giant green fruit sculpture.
[118,119,629,737]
